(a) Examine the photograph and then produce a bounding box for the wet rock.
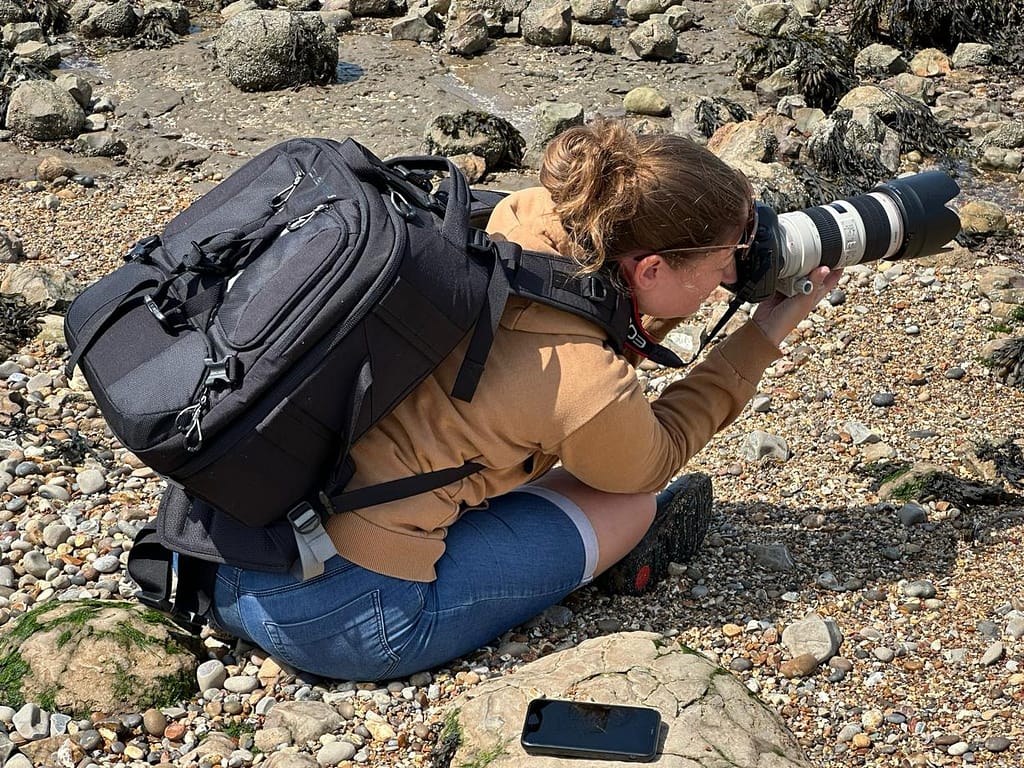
[623,86,671,117]
[445,10,489,55]
[628,15,676,61]
[531,101,584,151]
[521,0,570,46]
[5,81,86,142]
[570,0,614,23]
[951,42,993,69]
[215,10,339,92]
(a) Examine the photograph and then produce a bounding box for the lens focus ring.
[803,207,843,267]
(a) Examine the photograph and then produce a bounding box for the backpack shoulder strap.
[505,244,687,368]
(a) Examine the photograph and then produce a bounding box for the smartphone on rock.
[520,698,662,762]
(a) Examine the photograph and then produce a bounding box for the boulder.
[909,47,950,77]
[5,80,86,142]
[1,263,86,310]
[707,120,778,164]
[424,110,525,169]
[78,0,141,38]
[569,0,614,24]
[624,0,674,22]
[391,8,440,41]
[737,0,803,37]
[623,85,671,117]
[2,20,44,46]
[854,43,907,76]
[445,9,489,55]
[12,40,62,68]
[569,21,609,51]
[143,0,192,35]
[54,73,93,111]
[628,15,675,60]
[521,0,570,47]
[446,632,810,767]
[0,601,199,715]
[531,101,584,149]
[951,42,993,69]
[0,229,24,263]
[960,201,1009,234]
[448,0,529,36]
[215,10,339,92]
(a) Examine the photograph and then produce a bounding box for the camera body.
[726,171,962,302]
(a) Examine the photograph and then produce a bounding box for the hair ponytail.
[540,121,652,271]
[539,118,750,273]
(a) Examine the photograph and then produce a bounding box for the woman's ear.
[631,254,663,290]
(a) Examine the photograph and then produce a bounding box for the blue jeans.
[210,487,597,681]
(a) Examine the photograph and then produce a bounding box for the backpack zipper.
[271,168,305,208]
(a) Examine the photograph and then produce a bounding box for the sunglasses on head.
[636,201,759,262]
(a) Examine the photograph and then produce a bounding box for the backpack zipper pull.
[286,202,330,231]
[176,389,210,452]
[272,169,305,208]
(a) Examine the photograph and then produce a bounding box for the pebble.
[902,580,937,599]
[870,392,896,407]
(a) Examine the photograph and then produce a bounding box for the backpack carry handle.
[383,153,475,247]
[339,141,473,250]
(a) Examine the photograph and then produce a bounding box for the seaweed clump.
[693,96,750,139]
[26,0,70,35]
[0,50,54,129]
[129,8,183,50]
[735,30,856,112]
[0,292,44,359]
[424,111,526,170]
[849,0,1024,66]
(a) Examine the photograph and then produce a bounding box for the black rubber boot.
[595,473,713,596]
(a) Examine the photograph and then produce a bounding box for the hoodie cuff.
[714,321,782,386]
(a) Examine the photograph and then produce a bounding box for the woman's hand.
[751,266,843,347]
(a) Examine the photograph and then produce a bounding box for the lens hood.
[872,171,961,260]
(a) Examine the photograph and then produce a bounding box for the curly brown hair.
[539,119,751,272]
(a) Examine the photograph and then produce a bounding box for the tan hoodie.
[325,187,781,581]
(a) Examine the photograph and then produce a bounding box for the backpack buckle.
[125,235,161,263]
[286,502,323,535]
[203,356,241,387]
[581,275,609,302]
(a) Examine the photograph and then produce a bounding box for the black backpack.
[63,137,685,628]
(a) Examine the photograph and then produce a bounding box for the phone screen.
[520,699,662,761]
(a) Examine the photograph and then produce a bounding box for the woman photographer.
[210,118,841,681]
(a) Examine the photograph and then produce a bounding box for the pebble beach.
[0,153,1021,768]
[2,1,1024,762]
